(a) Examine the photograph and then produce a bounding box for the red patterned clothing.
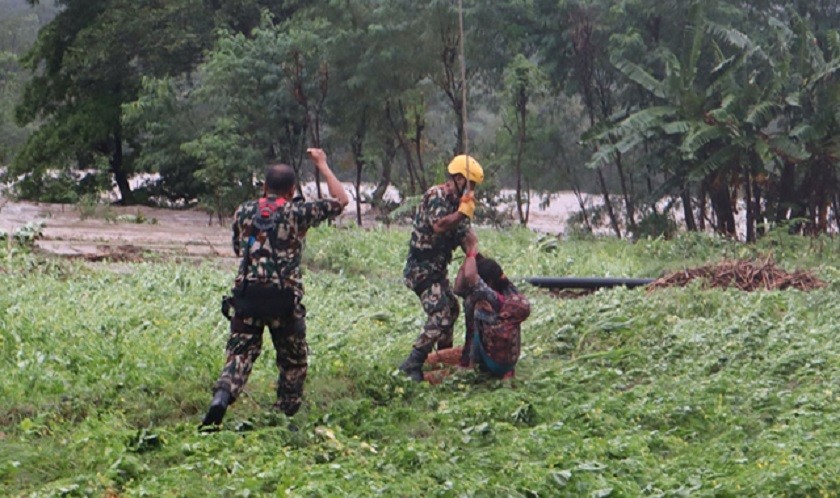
[458,279,530,377]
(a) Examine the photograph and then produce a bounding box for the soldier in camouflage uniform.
[201,148,349,428]
[399,155,484,381]
[454,253,530,378]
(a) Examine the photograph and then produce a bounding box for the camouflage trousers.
[412,280,460,350]
[212,314,308,416]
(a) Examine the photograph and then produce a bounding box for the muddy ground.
[0,191,577,262]
[1,198,238,261]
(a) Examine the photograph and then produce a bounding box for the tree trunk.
[743,165,755,243]
[645,157,660,216]
[753,178,764,238]
[412,105,428,192]
[572,186,592,233]
[524,179,531,225]
[709,176,736,237]
[432,27,465,156]
[291,52,328,200]
[775,159,808,233]
[557,142,593,233]
[396,136,419,194]
[833,194,840,233]
[110,129,132,205]
[818,197,828,234]
[515,157,525,226]
[597,168,621,238]
[371,140,396,211]
[614,151,636,235]
[582,110,619,236]
[306,118,323,199]
[807,171,818,234]
[515,93,528,227]
[453,95,465,156]
[385,100,418,194]
[570,8,622,238]
[351,125,366,227]
[816,158,830,234]
[680,186,697,232]
[774,159,797,223]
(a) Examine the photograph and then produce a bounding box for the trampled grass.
[1,227,839,496]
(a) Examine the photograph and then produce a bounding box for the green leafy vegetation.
[1,228,839,496]
[0,220,44,246]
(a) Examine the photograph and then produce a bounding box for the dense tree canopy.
[2,0,839,238]
[8,0,300,202]
[0,0,56,165]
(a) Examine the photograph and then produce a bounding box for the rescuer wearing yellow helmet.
[399,154,485,381]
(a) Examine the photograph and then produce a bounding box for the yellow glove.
[458,193,476,219]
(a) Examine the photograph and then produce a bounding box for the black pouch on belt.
[231,283,295,320]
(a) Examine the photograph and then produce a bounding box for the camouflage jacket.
[456,279,530,372]
[403,184,470,291]
[232,195,343,299]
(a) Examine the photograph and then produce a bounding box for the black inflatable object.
[525,276,654,290]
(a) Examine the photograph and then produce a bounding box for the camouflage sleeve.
[294,198,344,231]
[454,220,471,246]
[425,189,453,226]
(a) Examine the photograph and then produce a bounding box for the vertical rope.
[457,0,471,193]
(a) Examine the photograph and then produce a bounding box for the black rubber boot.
[399,345,432,382]
[200,389,232,428]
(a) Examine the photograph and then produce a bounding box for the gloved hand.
[458,191,476,219]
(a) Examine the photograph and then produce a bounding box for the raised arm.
[307,148,350,208]
[432,191,473,234]
[454,231,479,294]
[432,212,464,234]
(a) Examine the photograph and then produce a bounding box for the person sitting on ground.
[200,148,349,429]
[453,252,530,379]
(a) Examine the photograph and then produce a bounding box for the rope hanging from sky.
[457,0,471,193]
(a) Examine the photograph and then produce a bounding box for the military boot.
[201,389,232,427]
[399,344,432,382]
[273,398,302,417]
[436,337,453,350]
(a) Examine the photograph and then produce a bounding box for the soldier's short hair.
[265,164,296,193]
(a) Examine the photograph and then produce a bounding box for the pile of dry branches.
[647,257,825,292]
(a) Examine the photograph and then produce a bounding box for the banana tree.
[589,5,741,235]
[783,17,840,234]
[590,5,813,240]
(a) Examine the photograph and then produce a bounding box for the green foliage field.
[2,227,840,497]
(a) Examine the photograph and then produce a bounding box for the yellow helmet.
[447,155,484,184]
